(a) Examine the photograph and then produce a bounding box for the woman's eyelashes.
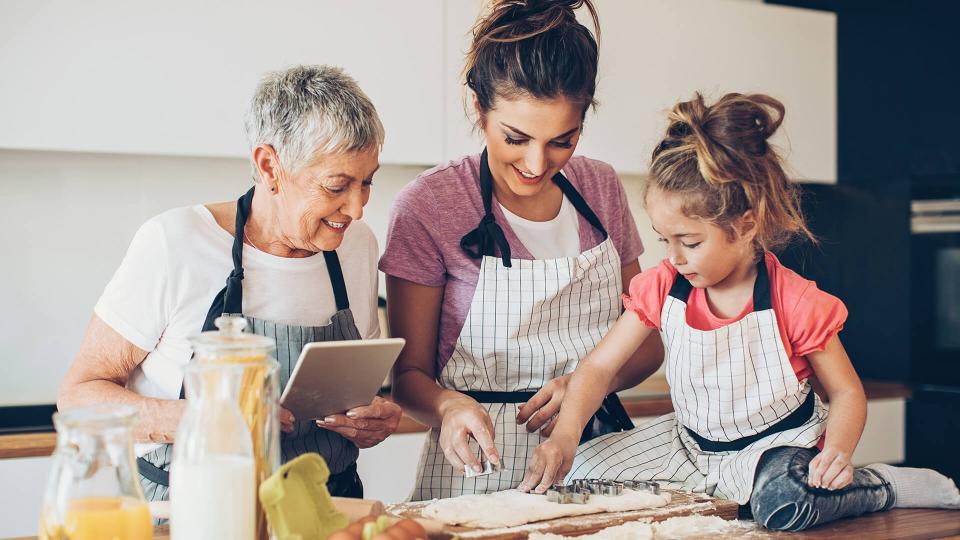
[503,135,573,149]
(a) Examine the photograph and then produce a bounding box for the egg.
[393,519,427,539]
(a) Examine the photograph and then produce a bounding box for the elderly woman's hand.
[316,396,402,449]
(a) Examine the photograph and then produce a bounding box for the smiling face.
[258,146,379,253]
[478,95,583,203]
[645,186,758,289]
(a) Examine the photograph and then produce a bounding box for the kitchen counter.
[0,379,912,458]
[5,508,960,539]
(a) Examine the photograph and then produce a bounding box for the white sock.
[867,463,960,509]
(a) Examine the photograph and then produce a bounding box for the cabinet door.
[0,1,444,165]
[444,0,836,182]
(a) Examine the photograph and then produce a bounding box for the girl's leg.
[749,446,894,532]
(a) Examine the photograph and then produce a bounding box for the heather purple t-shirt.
[379,153,644,374]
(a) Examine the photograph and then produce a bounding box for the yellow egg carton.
[259,453,349,540]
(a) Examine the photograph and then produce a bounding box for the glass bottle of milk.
[170,316,278,540]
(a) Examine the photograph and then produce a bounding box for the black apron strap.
[686,390,815,452]
[462,390,634,444]
[137,457,170,486]
[459,148,612,268]
[460,148,514,267]
[322,250,350,312]
[200,187,254,333]
[667,256,769,307]
[752,255,772,311]
[552,174,608,240]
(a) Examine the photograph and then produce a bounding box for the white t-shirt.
[95,205,380,452]
[499,194,582,259]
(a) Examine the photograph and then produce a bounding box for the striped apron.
[567,259,828,504]
[410,148,634,499]
[136,187,363,506]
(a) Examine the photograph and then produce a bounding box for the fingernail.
[323,417,335,423]
[474,464,483,473]
[346,411,358,418]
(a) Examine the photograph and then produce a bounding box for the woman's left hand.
[516,374,571,437]
[316,396,403,449]
[807,445,854,490]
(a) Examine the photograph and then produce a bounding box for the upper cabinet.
[2,1,834,180]
[0,1,445,165]
[444,0,837,182]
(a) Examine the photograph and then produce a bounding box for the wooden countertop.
[6,508,960,539]
[0,380,912,458]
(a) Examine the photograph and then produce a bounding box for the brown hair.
[647,92,815,253]
[463,0,600,122]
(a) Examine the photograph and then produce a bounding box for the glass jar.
[39,405,152,540]
[173,315,280,540]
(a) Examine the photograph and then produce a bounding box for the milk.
[170,455,256,540]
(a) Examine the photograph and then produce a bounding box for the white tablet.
[279,338,405,421]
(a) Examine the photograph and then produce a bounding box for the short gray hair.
[244,65,385,178]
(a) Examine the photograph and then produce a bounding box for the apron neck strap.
[201,186,352,334]
[667,255,771,310]
[459,148,609,267]
[323,250,350,312]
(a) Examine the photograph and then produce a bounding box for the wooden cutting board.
[386,490,739,539]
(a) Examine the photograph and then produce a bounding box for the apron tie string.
[460,212,512,267]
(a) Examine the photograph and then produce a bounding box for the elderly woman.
[57,65,402,501]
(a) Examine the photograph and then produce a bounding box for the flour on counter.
[528,515,734,539]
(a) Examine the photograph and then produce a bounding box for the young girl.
[518,93,960,531]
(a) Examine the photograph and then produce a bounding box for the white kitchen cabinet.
[444,0,836,182]
[0,1,445,165]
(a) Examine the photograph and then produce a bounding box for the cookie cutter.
[571,478,622,495]
[623,479,661,495]
[545,484,591,504]
[463,458,500,478]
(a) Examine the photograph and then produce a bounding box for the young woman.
[380,0,664,499]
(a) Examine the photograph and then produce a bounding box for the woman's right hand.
[280,407,296,433]
[439,397,501,474]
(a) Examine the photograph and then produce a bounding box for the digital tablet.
[279,338,405,421]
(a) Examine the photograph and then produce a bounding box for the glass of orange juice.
[39,405,152,540]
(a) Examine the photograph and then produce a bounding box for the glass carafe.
[173,315,280,540]
[39,405,152,540]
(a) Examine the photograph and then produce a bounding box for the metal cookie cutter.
[464,458,500,478]
[545,484,590,504]
[623,479,661,495]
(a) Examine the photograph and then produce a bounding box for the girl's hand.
[516,374,571,436]
[808,445,854,490]
[518,433,579,494]
[439,397,501,474]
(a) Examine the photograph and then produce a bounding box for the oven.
[910,187,960,385]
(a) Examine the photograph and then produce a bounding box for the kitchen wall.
[0,148,667,406]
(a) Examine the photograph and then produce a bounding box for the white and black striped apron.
[136,187,363,505]
[567,258,828,504]
[410,148,634,500]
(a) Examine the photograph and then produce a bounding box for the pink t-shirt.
[623,252,848,380]
[379,153,645,373]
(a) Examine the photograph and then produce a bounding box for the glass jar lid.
[188,314,275,357]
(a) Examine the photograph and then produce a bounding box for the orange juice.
[41,496,152,540]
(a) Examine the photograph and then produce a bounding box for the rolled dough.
[422,488,670,528]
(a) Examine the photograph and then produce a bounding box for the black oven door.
[910,199,960,385]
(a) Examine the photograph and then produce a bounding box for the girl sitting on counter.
[519,92,960,531]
